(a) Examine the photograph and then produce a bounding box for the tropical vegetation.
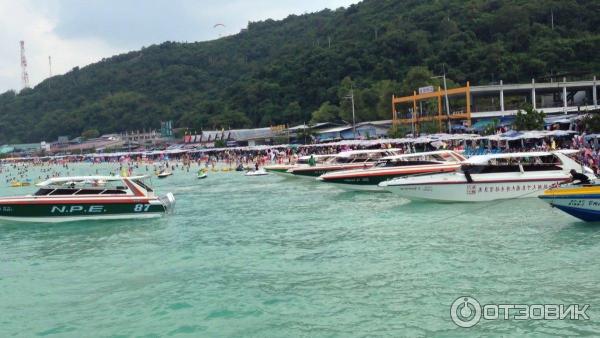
[0,0,597,143]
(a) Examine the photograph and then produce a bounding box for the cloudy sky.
[0,0,360,93]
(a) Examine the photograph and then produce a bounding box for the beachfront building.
[393,76,599,133]
[50,135,125,154]
[182,122,393,146]
[0,143,41,155]
[316,121,391,142]
[121,130,163,146]
[184,127,283,147]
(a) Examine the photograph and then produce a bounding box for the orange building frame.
[392,82,472,132]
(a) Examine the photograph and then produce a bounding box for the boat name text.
[51,205,105,213]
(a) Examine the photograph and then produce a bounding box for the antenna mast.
[20,41,30,89]
[48,56,52,77]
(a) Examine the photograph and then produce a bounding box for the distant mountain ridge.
[0,0,598,143]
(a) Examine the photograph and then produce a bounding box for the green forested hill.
[0,0,598,143]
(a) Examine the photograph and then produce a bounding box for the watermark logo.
[450,296,482,328]
[450,296,590,328]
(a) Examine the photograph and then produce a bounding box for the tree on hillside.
[514,105,546,131]
[283,101,303,125]
[581,112,600,133]
[81,129,100,140]
[388,124,411,138]
[0,0,597,143]
[209,109,252,129]
[400,66,461,96]
[400,67,436,96]
[374,80,402,121]
[338,77,355,123]
[310,102,340,124]
[482,119,500,136]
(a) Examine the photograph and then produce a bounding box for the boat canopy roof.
[380,150,464,161]
[36,175,148,187]
[336,148,399,157]
[299,154,333,160]
[465,151,572,165]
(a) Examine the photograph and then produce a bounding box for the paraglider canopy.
[213,23,226,37]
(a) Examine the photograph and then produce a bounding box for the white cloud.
[0,0,360,93]
[0,0,122,92]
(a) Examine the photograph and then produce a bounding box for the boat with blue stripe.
[539,184,600,222]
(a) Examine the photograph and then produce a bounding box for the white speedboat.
[380,150,593,202]
[318,150,466,192]
[245,169,268,176]
[0,176,175,222]
[287,149,399,178]
[264,155,334,176]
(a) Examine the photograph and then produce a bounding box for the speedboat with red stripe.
[379,150,593,202]
[317,150,466,191]
[264,155,335,176]
[0,175,175,222]
[287,149,399,178]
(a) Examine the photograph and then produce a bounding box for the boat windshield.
[376,159,441,168]
[34,179,131,196]
[336,151,391,164]
[133,179,153,192]
[375,154,450,168]
[298,156,332,165]
[562,152,586,166]
[464,155,562,174]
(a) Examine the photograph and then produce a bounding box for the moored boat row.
[3,148,599,223]
[265,148,598,221]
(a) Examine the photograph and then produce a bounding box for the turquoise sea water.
[2,163,600,337]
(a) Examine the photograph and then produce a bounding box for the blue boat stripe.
[551,204,600,222]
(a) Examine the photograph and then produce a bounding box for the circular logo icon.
[450,296,482,328]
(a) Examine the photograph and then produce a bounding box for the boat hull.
[539,186,600,222]
[264,168,289,173]
[245,170,268,176]
[0,213,164,223]
[384,179,567,202]
[320,174,391,189]
[289,164,374,177]
[0,199,167,223]
[540,196,600,222]
[381,151,590,202]
[319,165,460,192]
[319,179,388,192]
[264,166,295,176]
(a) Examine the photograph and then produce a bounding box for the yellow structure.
[392,82,471,133]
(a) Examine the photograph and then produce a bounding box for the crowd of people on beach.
[3,133,600,184]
